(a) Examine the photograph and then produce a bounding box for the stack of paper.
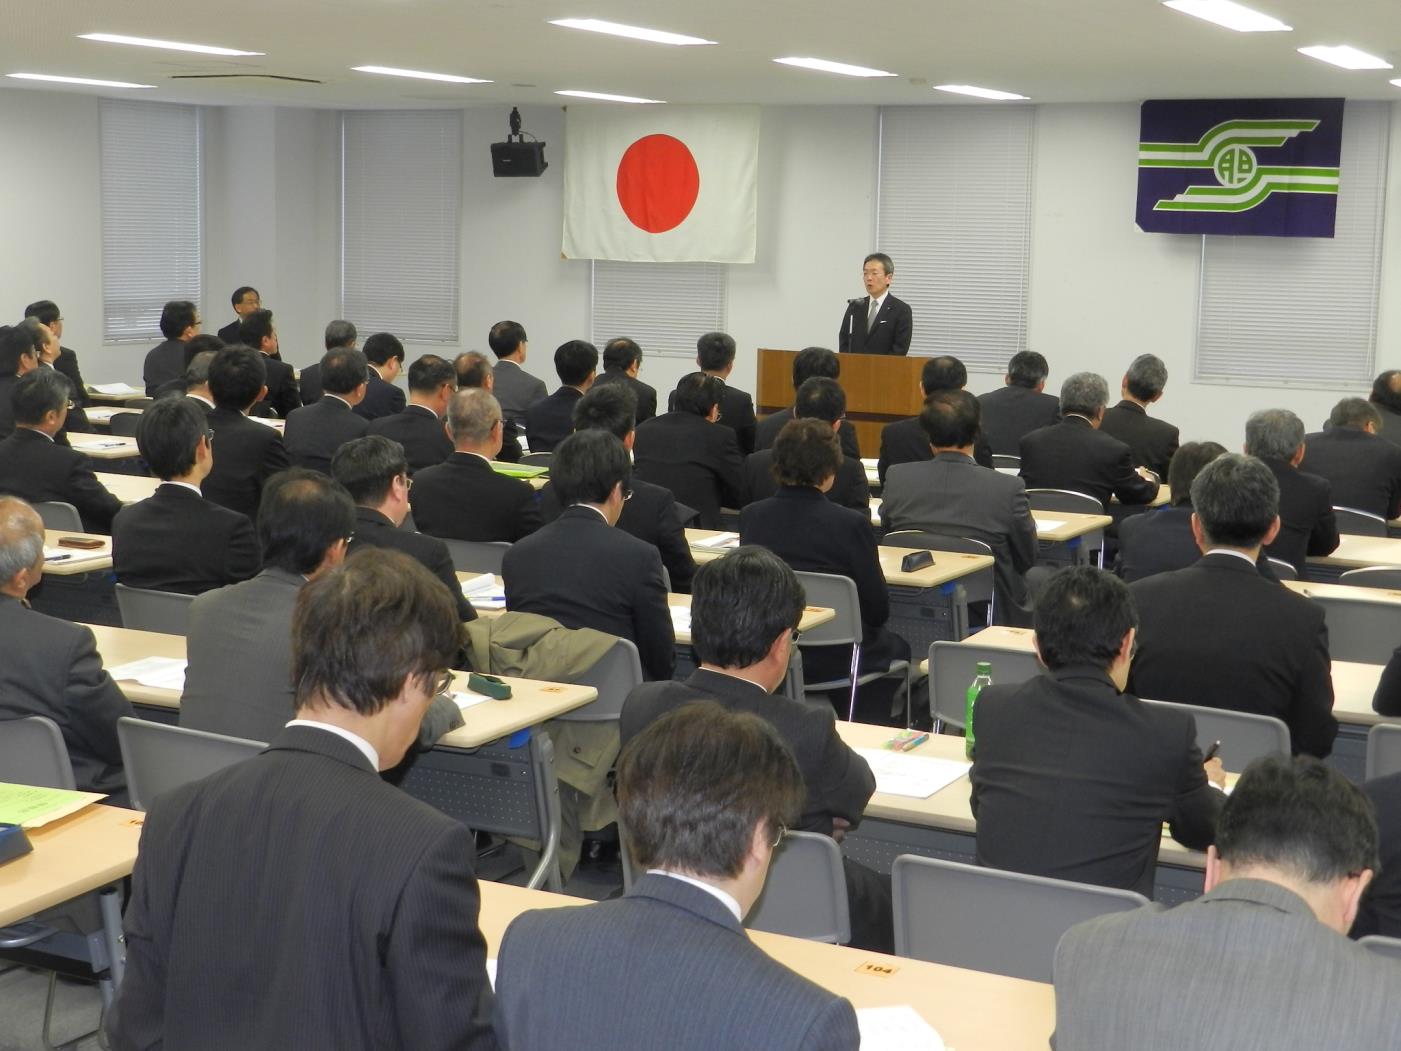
[855,1006,945,1050]
[690,532,739,550]
[854,748,970,799]
[43,546,107,566]
[87,382,142,396]
[107,657,188,691]
[1034,518,1068,534]
[450,690,496,712]
[461,574,506,609]
[0,782,105,828]
[669,606,692,633]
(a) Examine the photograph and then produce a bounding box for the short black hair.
[689,546,805,668]
[551,429,630,506]
[160,300,199,340]
[921,355,966,393]
[363,331,405,367]
[331,434,408,506]
[1033,567,1137,671]
[696,331,737,372]
[573,382,637,440]
[1006,350,1049,389]
[672,372,724,417]
[792,346,839,389]
[1329,396,1382,432]
[488,320,527,358]
[793,377,845,424]
[0,325,37,374]
[1166,441,1226,507]
[136,396,207,479]
[238,308,275,349]
[324,319,356,350]
[184,350,218,386]
[12,368,68,425]
[772,417,840,488]
[293,549,461,717]
[230,286,259,309]
[454,351,492,389]
[15,318,48,358]
[407,354,456,395]
[864,252,894,276]
[618,702,804,879]
[322,347,369,396]
[554,340,598,387]
[209,345,267,411]
[602,337,642,372]
[257,469,356,575]
[1191,453,1279,548]
[1217,756,1379,883]
[919,388,981,448]
[1371,370,1401,415]
[182,333,224,369]
[23,300,59,326]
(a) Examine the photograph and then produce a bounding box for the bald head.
[0,496,45,596]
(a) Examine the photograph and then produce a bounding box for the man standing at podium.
[838,253,912,356]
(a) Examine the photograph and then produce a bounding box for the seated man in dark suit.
[1245,408,1338,579]
[411,388,542,542]
[1370,369,1401,447]
[634,372,745,529]
[882,389,1037,624]
[592,337,658,423]
[878,355,993,483]
[331,435,474,624]
[455,351,523,462]
[1304,397,1401,521]
[142,299,201,396]
[0,369,121,532]
[25,299,88,409]
[1019,371,1159,508]
[204,346,291,521]
[754,346,861,458]
[1355,768,1401,938]
[215,285,259,345]
[299,319,356,406]
[742,378,869,514]
[153,339,222,406]
[503,429,674,681]
[489,319,547,427]
[1130,453,1337,758]
[1056,756,1401,1050]
[284,347,370,475]
[367,354,455,472]
[620,546,892,953]
[677,331,756,455]
[238,308,301,419]
[1117,441,1225,583]
[971,566,1224,897]
[538,383,696,592]
[497,702,860,1050]
[13,317,91,438]
[354,331,408,421]
[0,323,37,439]
[108,551,494,1051]
[0,496,133,800]
[978,349,1059,457]
[525,339,596,453]
[1099,354,1180,480]
[113,397,259,594]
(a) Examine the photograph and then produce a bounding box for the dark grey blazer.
[491,360,548,424]
[284,395,370,475]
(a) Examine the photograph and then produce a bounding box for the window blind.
[590,261,727,358]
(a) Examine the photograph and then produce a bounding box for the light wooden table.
[83,387,146,404]
[868,499,1110,543]
[96,471,160,505]
[67,433,142,460]
[476,881,1055,1050]
[1111,484,1171,509]
[42,529,112,575]
[0,803,143,926]
[1309,534,1401,571]
[85,406,143,427]
[1285,578,1401,607]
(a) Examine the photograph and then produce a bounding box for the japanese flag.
[562,104,759,264]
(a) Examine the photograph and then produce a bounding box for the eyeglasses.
[400,473,414,491]
[770,823,787,849]
[430,668,455,697]
[624,488,634,502]
[789,628,802,644]
[204,429,215,445]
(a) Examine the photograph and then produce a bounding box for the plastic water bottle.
[965,661,992,759]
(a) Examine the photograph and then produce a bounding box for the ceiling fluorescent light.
[79,32,263,56]
[1297,45,1392,70]
[1391,79,1401,88]
[934,84,1028,100]
[352,66,491,84]
[773,57,897,78]
[1161,1,1290,32]
[548,19,714,46]
[555,89,664,104]
[7,72,155,89]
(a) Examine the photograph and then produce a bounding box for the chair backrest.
[441,538,511,574]
[1367,723,1401,781]
[1266,557,1298,581]
[117,716,266,811]
[1334,506,1389,537]
[746,831,851,944]
[556,637,643,723]
[108,412,143,437]
[0,716,75,790]
[792,572,863,648]
[928,640,1042,730]
[1360,935,1401,964]
[991,454,1021,470]
[1140,698,1290,769]
[891,854,1148,982]
[33,501,83,532]
[1025,488,1105,515]
[672,502,701,529]
[115,583,197,636]
[1339,566,1401,590]
[1306,592,1401,664]
[883,532,995,606]
[520,451,553,467]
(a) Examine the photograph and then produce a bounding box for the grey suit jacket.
[491,360,548,424]
[1053,878,1401,1050]
[494,873,859,1051]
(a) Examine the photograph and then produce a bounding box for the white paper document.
[690,531,739,550]
[43,546,106,565]
[1034,518,1067,534]
[107,657,188,691]
[89,382,142,396]
[71,437,131,450]
[669,606,692,633]
[461,573,506,608]
[856,1005,945,1051]
[450,690,495,712]
[854,748,970,799]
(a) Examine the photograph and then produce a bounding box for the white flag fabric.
[562,104,759,264]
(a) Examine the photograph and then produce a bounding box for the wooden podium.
[757,348,923,458]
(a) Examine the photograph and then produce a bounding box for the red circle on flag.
[616,134,700,234]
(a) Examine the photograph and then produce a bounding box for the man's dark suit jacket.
[1129,552,1337,758]
[502,505,674,681]
[970,665,1222,897]
[756,408,861,459]
[492,359,548,425]
[107,725,496,1051]
[669,379,757,455]
[538,477,695,593]
[215,319,242,344]
[410,453,542,542]
[254,353,301,419]
[877,415,993,484]
[0,595,132,796]
[367,405,453,473]
[203,407,290,521]
[353,370,406,421]
[741,448,870,515]
[349,506,475,623]
[1260,456,1338,579]
[1374,646,1401,717]
[838,293,913,356]
[497,416,524,463]
[0,428,122,532]
[1115,505,1281,584]
[299,361,324,404]
[143,339,187,395]
[284,395,370,475]
[56,347,87,407]
[524,386,582,453]
[1356,771,1401,939]
[978,385,1059,457]
[633,411,745,529]
[592,369,658,423]
[1099,400,1180,479]
[494,873,858,1051]
[1303,427,1401,520]
[1019,416,1159,508]
[1375,401,1401,447]
[112,483,260,595]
